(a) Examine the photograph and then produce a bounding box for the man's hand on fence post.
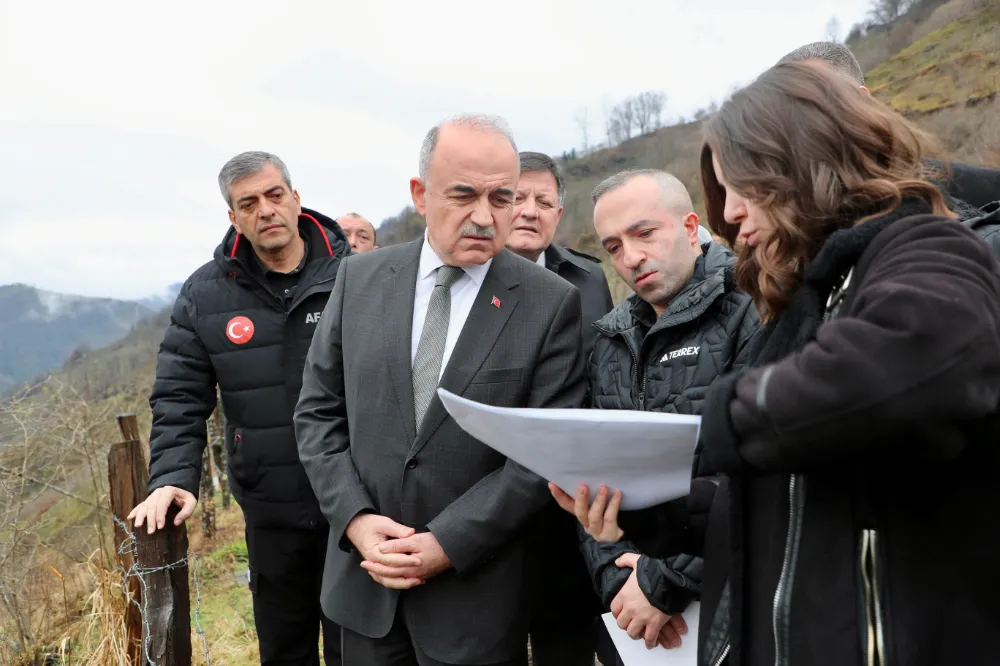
[127,486,198,535]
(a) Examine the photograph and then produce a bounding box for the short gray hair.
[519,151,566,205]
[776,41,865,86]
[418,114,519,180]
[218,151,293,209]
[592,169,695,217]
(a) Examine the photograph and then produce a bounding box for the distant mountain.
[134,282,183,311]
[0,284,155,393]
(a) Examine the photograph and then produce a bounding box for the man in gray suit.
[294,114,587,666]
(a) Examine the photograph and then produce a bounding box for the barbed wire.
[112,516,211,666]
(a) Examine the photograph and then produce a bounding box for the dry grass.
[186,504,258,666]
[866,0,1000,115]
[4,501,257,665]
[919,98,1000,167]
[911,0,995,40]
[76,556,132,666]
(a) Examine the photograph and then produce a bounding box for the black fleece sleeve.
[578,524,638,607]
[711,216,1000,473]
[636,553,703,615]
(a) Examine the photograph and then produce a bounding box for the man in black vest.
[128,151,350,666]
[505,151,613,666]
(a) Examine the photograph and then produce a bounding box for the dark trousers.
[246,523,341,666]
[342,602,527,666]
[593,619,624,666]
[529,620,597,666]
[527,505,598,666]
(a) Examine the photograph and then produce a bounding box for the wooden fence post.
[108,418,148,666]
[135,506,192,666]
[116,413,140,442]
[108,413,192,665]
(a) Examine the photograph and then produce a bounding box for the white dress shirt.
[411,234,492,379]
[535,251,546,269]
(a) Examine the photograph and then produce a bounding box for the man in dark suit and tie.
[507,151,614,361]
[505,151,612,666]
[294,114,587,666]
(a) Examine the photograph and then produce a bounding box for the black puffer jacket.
[928,159,1000,209]
[589,242,759,414]
[148,208,350,529]
[698,200,1000,666]
[581,242,759,612]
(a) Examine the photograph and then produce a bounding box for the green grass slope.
[866,0,1000,114]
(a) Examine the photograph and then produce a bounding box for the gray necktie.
[413,265,465,428]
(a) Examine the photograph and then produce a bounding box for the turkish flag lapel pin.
[491,296,502,308]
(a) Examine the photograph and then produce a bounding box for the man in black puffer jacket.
[552,169,758,665]
[128,151,350,666]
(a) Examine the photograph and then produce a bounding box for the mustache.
[459,222,496,239]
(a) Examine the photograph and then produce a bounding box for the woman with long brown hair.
[694,61,1000,666]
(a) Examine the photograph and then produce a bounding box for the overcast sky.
[0,0,872,300]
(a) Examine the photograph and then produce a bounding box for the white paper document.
[601,602,701,666]
[436,388,700,510]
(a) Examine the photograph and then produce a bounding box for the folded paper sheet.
[601,602,701,666]
[437,388,701,510]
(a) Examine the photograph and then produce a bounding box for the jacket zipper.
[638,368,647,411]
[772,474,806,666]
[860,529,887,666]
[243,271,285,310]
[624,341,647,411]
[289,274,337,312]
[232,256,337,314]
[713,641,731,666]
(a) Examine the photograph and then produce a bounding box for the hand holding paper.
[549,481,624,542]
[602,602,701,666]
[437,388,701,509]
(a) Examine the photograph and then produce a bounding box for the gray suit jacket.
[294,239,587,664]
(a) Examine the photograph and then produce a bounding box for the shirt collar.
[251,233,309,276]
[535,251,546,269]
[418,231,493,286]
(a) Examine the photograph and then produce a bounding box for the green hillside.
[376,0,1000,300]
[865,0,1000,114]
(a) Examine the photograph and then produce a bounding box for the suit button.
[406,459,418,470]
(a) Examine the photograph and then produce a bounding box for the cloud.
[0,0,871,299]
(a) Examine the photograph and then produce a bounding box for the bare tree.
[611,98,635,140]
[605,117,626,147]
[574,108,590,153]
[634,95,652,135]
[867,0,912,26]
[846,22,865,44]
[644,91,666,130]
[826,16,842,43]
